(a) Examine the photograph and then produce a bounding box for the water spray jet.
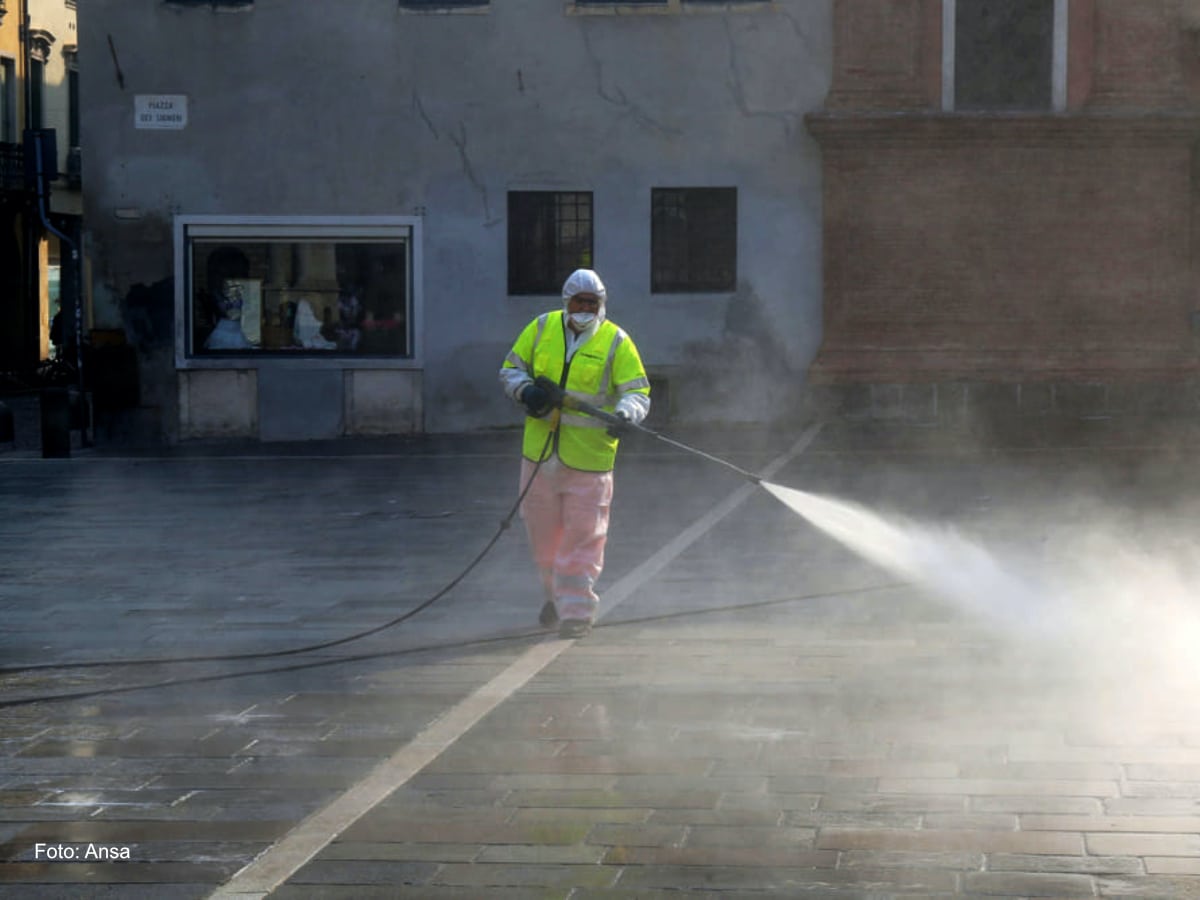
[538,381,1067,638]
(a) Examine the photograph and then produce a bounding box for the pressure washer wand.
[555,388,763,485]
[633,426,763,485]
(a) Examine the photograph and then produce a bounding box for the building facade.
[78,0,830,441]
[0,0,82,386]
[807,0,1200,424]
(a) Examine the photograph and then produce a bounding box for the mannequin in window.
[293,299,336,349]
[203,247,255,350]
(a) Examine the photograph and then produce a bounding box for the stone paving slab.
[3,424,1200,896]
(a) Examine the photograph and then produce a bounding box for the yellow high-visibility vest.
[504,311,650,472]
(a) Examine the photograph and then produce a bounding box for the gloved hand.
[532,375,566,409]
[606,410,631,438]
[520,382,555,418]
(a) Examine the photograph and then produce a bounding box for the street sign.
[134,95,188,130]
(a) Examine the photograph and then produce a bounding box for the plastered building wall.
[0,6,19,72]
[30,0,77,204]
[78,0,831,439]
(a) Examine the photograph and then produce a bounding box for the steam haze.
[763,477,1200,726]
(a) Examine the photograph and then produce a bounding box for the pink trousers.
[519,458,613,622]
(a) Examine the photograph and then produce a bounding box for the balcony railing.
[0,142,28,193]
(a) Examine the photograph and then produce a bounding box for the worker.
[499,269,651,638]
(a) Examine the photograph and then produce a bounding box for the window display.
[180,219,414,359]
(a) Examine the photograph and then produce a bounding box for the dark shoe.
[538,601,559,629]
[558,618,592,639]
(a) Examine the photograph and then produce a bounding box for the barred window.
[651,187,736,293]
[508,191,594,296]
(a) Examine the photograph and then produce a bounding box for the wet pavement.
[3,418,1200,897]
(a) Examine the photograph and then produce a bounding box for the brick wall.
[807,0,1200,421]
[808,114,1200,384]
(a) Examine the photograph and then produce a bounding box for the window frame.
[650,186,738,294]
[173,216,424,370]
[942,0,1068,112]
[507,190,595,297]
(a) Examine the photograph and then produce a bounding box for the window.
[944,0,1066,111]
[0,57,15,143]
[164,1,254,8]
[508,191,593,295]
[29,59,44,130]
[26,29,54,132]
[177,219,417,361]
[571,0,762,10]
[398,0,488,9]
[67,64,80,187]
[651,187,736,293]
[66,51,79,149]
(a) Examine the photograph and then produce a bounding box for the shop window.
[948,0,1065,111]
[177,218,417,361]
[508,191,593,296]
[651,187,736,293]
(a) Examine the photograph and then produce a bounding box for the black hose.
[0,582,903,710]
[0,405,789,707]
[0,429,557,676]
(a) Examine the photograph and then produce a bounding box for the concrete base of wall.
[179,370,258,440]
[346,369,422,435]
[177,368,423,441]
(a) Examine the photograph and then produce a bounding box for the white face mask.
[568,311,596,329]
